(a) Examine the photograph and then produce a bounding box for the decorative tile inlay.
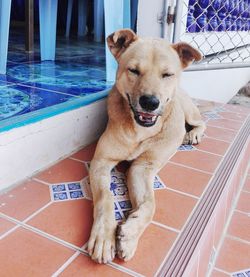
[49,163,166,221]
[203,111,222,120]
[178,144,197,151]
[232,268,250,277]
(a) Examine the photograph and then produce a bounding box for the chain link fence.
[173,0,250,69]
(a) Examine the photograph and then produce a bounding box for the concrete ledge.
[0,99,107,190]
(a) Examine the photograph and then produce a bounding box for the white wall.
[181,67,250,103]
[0,99,107,191]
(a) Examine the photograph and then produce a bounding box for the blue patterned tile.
[232,269,250,277]
[115,211,123,221]
[7,62,111,96]
[178,144,196,151]
[67,182,81,190]
[203,112,222,120]
[53,192,68,201]
[153,176,166,189]
[52,184,66,192]
[118,200,132,210]
[0,84,75,121]
[7,50,40,63]
[69,190,84,199]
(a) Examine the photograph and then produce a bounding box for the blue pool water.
[0,32,112,132]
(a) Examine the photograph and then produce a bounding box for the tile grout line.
[51,251,80,277]
[32,178,51,186]
[0,201,52,240]
[68,157,86,163]
[204,135,232,144]
[165,187,199,200]
[15,83,83,98]
[241,189,250,194]
[219,115,249,123]
[22,202,53,223]
[0,225,20,240]
[195,148,223,157]
[213,266,231,275]
[168,161,212,175]
[0,213,144,277]
[226,234,250,245]
[0,212,86,252]
[206,123,241,132]
[234,209,250,216]
[151,221,180,234]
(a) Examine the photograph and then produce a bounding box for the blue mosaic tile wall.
[187,0,250,32]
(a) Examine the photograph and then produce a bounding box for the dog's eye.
[128,68,140,76]
[162,73,174,78]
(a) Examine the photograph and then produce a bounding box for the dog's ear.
[172,42,202,68]
[107,29,138,60]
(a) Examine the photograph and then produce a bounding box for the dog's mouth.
[134,111,158,127]
[126,94,159,127]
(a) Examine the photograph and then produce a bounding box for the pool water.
[0,31,112,132]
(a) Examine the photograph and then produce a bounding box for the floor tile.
[195,137,230,156]
[35,158,88,184]
[215,237,250,273]
[206,118,243,131]
[154,189,197,229]
[219,111,248,121]
[0,227,74,277]
[70,143,97,162]
[0,217,16,236]
[224,104,250,114]
[0,180,50,221]
[115,224,177,276]
[0,84,75,121]
[236,191,250,213]
[211,269,230,276]
[205,126,237,142]
[243,175,250,192]
[227,211,250,242]
[27,199,93,247]
[170,150,222,173]
[159,162,211,197]
[61,254,130,277]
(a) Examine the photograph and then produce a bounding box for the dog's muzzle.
[127,94,159,127]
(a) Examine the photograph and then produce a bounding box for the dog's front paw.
[183,129,204,145]
[116,224,139,261]
[88,222,116,264]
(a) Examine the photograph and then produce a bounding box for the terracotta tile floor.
[0,102,249,276]
[211,167,250,277]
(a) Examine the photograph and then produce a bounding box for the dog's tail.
[197,101,215,114]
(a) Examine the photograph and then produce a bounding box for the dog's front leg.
[116,158,160,261]
[88,159,117,263]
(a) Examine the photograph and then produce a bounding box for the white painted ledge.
[0,99,107,191]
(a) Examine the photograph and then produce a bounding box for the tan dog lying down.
[88,29,205,263]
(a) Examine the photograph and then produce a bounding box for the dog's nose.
[139,95,160,111]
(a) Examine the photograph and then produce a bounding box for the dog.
[87,29,205,264]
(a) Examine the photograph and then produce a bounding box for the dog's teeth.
[152,116,157,121]
[139,115,143,121]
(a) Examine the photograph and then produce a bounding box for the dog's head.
[107,29,202,127]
